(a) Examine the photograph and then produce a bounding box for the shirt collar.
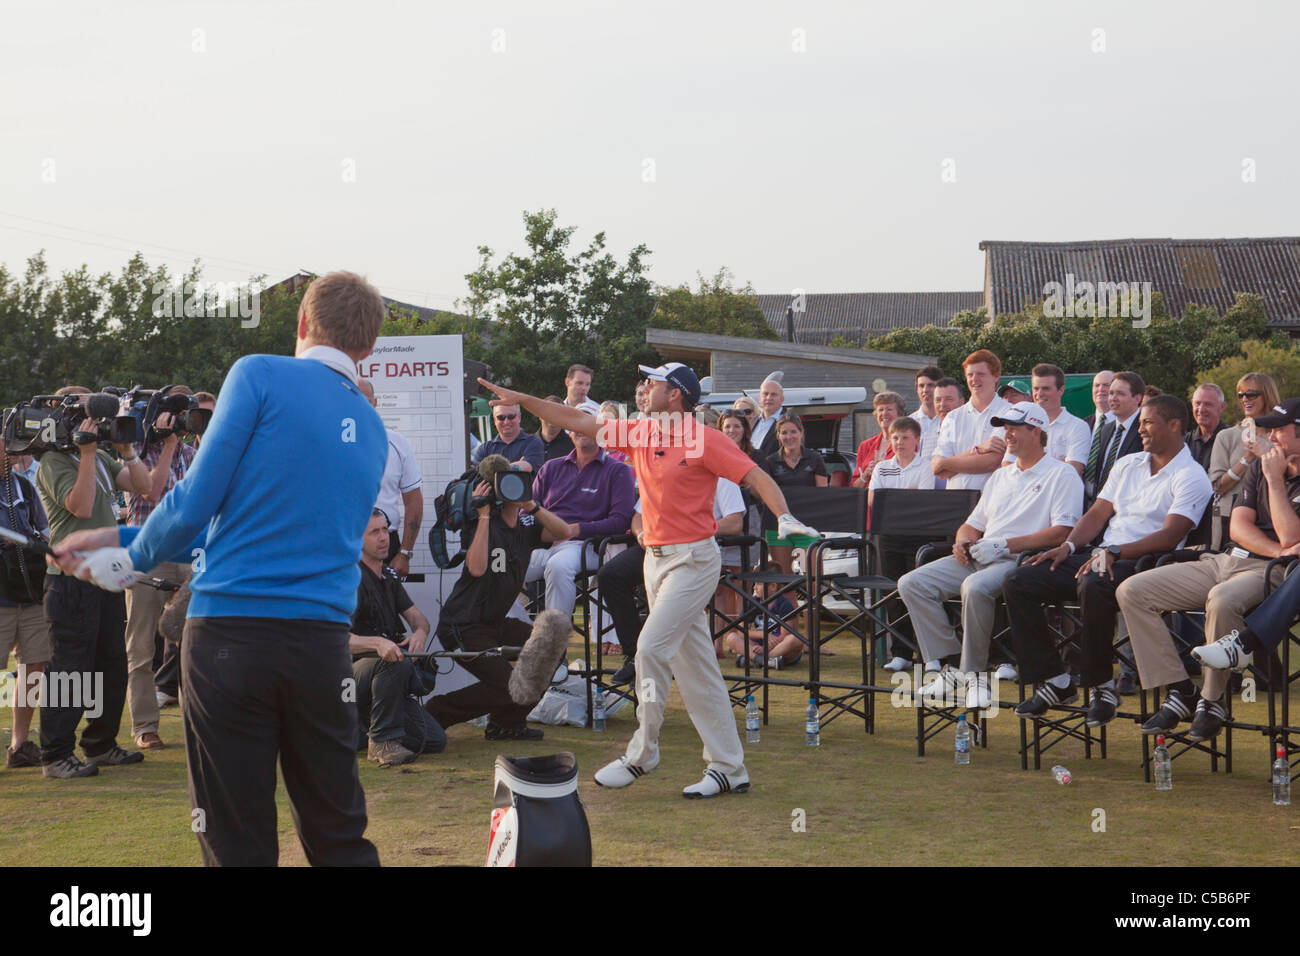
[298,345,359,385]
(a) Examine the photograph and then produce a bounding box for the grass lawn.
[2,637,1296,867]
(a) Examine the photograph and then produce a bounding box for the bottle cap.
[1156,734,1165,745]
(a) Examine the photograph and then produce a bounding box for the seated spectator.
[1208,373,1279,551]
[474,402,545,472]
[599,401,633,467]
[712,409,762,644]
[525,427,636,624]
[1005,396,1212,725]
[931,349,1013,491]
[725,580,801,668]
[348,509,444,766]
[898,403,1083,708]
[868,417,936,673]
[851,391,903,487]
[1118,397,1300,742]
[535,395,575,462]
[762,415,827,574]
[1183,383,1228,547]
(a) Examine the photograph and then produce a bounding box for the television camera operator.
[424,454,574,741]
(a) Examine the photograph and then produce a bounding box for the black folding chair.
[1262,557,1300,783]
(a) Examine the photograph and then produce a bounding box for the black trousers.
[594,545,646,656]
[425,618,534,729]
[1003,554,1139,686]
[352,656,446,754]
[877,536,932,662]
[182,617,379,867]
[154,639,181,696]
[39,575,128,763]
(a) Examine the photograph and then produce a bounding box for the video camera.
[126,385,211,446]
[428,456,535,569]
[3,391,140,455]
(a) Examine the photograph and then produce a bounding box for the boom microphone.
[85,392,122,418]
[477,454,510,483]
[508,609,572,705]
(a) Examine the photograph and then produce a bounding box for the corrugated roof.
[754,292,984,345]
[980,237,1300,326]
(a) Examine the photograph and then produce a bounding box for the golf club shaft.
[0,526,180,591]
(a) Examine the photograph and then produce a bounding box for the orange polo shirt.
[601,416,757,546]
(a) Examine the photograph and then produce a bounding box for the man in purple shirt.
[525,427,636,620]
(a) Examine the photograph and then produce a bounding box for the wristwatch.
[525,504,541,516]
[1106,545,1122,558]
[400,549,414,558]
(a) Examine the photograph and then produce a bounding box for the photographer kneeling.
[349,508,444,766]
[425,455,573,740]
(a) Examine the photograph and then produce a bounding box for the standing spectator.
[564,364,600,416]
[934,378,963,421]
[750,376,787,459]
[535,395,576,462]
[357,380,423,579]
[1005,364,1090,475]
[123,387,199,751]
[719,408,763,465]
[10,454,39,487]
[633,379,651,418]
[1086,371,1145,501]
[851,392,902,487]
[910,365,944,451]
[931,349,1012,491]
[599,402,633,467]
[1086,370,1114,430]
[997,380,1031,405]
[869,417,936,672]
[763,415,827,573]
[1208,373,1279,551]
[473,402,546,472]
[0,451,50,769]
[713,410,762,646]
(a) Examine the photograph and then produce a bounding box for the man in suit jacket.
[1086,371,1145,501]
[750,377,787,459]
[1084,370,1114,431]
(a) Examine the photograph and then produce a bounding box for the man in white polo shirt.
[900,402,1083,708]
[1005,395,1213,726]
[931,349,1014,492]
[1029,363,1090,474]
[910,364,944,451]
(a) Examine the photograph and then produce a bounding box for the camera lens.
[498,472,526,501]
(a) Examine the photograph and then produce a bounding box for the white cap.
[990,401,1049,430]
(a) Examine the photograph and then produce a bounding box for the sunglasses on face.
[1237,391,1262,400]
[494,414,518,422]
[735,408,754,416]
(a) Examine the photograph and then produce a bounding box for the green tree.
[1197,339,1300,423]
[653,269,776,341]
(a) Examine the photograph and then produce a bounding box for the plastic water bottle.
[1154,735,1172,790]
[745,695,760,743]
[592,689,606,732]
[805,698,820,747]
[1051,764,1072,785]
[955,714,971,765]
[470,714,489,728]
[1274,745,1291,806]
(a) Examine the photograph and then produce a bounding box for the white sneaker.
[1191,630,1253,672]
[156,691,178,708]
[682,767,750,799]
[882,657,910,672]
[994,663,1018,682]
[924,659,942,674]
[919,666,960,703]
[966,677,994,711]
[594,756,654,789]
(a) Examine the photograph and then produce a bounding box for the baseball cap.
[997,379,1031,398]
[991,401,1050,429]
[1252,398,1300,429]
[638,362,701,406]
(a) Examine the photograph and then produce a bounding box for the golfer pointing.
[55,272,389,865]
[479,363,818,798]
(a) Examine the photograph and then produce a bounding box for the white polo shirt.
[932,395,1013,491]
[870,454,936,491]
[1003,407,1092,468]
[376,428,423,531]
[1097,445,1213,549]
[966,454,1083,542]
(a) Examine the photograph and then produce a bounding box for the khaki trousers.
[1116,553,1273,695]
[624,538,745,777]
[124,561,190,737]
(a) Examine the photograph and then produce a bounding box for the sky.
[2,0,1296,313]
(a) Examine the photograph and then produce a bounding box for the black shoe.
[1140,688,1196,734]
[1014,682,1077,718]
[610,660,636,685]
[42,755,99,779]
[484,723,543,741]
[85,745,144,767]
[6,740,42,768]
[1115,673,1139,695]
[1186,697,1227,742]
[1085,687,1122,727]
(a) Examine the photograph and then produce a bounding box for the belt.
[1227,546,1271,562]
[647,538,714,558]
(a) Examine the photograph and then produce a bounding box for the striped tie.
[1100,424,1124,484]
[1085,419,1105,484]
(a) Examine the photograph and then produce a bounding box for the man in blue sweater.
[55,271,389,866]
